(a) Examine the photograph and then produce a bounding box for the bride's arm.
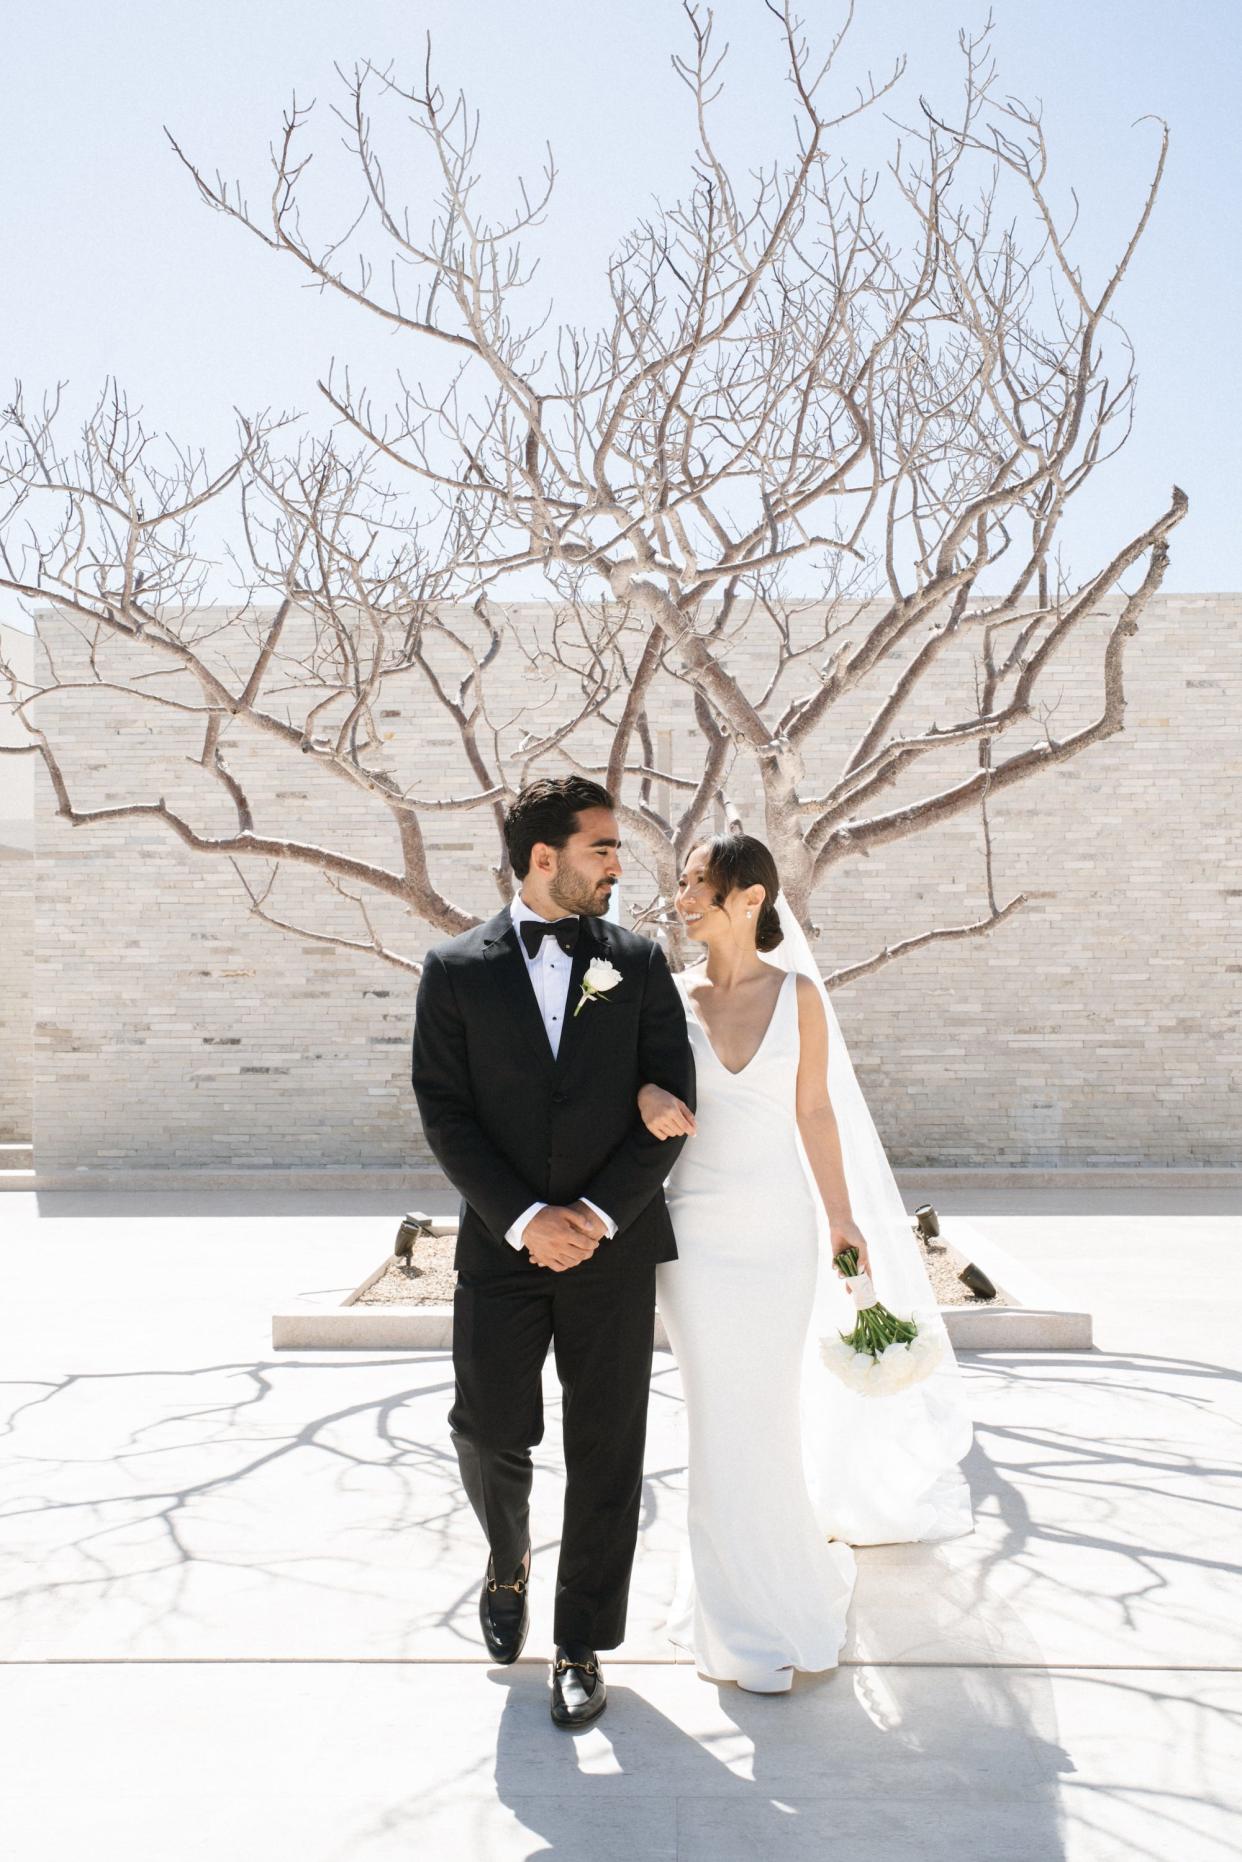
[637,1083,697,1140]
[793,976,873,1276]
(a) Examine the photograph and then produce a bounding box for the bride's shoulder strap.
[669,966,698,1011]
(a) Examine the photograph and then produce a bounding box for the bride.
[637,832,973,1693]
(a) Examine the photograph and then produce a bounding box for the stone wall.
[0,856,33,1142]
[26,592,1241,1173]
[827,595,1238,1164]
[0,623,34,1143]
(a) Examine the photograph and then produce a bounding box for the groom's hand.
[567,1200,609,1242]
[523,1205,600,1272]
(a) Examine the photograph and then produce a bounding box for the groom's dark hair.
[504,776,615,879]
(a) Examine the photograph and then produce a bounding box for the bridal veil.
[763,892,974,1545]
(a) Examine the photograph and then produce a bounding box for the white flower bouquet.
[819,1246,945,1395]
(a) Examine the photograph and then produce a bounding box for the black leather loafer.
[550,1644,607,1728]
[479,1553,529,1664]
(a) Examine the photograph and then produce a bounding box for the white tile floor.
[1,1178,1240,1860]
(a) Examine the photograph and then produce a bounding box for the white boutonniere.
[573,956,622,1017]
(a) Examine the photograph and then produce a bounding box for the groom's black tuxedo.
[412,906,692,1275]
[411,904,695,1651]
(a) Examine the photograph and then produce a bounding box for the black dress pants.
[449,1249,657,1651]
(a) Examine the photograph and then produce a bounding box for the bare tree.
[0,5,1185,984]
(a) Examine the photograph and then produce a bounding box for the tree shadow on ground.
[2,1347,1238,1670]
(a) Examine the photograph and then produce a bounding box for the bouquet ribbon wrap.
[843,1272,879,1312]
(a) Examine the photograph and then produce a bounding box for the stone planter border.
[272,1217,1092,1352]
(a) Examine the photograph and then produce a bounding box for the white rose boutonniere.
[573,956,623,1018]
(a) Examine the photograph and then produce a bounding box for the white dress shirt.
[503,893,617,1252]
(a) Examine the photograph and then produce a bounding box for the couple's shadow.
[490,1664,791,1857]
[490,1657,1072,1858]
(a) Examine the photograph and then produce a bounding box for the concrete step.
[0,1144,34,1191]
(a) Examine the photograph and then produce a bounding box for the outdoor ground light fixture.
[914,1203,941,1241]
[959,1261,998,1301]
[394,1210,434,1261]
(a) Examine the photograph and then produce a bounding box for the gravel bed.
[352,1229,1015,1309]
[355,1233,459,1305]
[919,1235,1016,1308]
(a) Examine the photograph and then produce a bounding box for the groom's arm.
[575,939,696,1234]
[411,949,539,1242]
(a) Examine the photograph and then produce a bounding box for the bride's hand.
[637,1083,697,1141]
[829,1216,871,1280]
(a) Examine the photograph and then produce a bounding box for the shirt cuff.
[504,1201,546,1250]
[580,1197,617,1240]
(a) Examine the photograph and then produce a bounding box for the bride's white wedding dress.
[655,914,974,1690]
[656,967,857,1690]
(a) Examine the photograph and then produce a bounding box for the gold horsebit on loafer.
[554,1658,597,1677]
[486,1552,529,1597]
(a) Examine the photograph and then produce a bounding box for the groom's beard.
[549,866,614,919]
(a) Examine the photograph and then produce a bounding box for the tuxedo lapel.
[552,915,614,1083]
[480,908,556,1077]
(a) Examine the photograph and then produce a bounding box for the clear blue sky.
[3,0,1238,624]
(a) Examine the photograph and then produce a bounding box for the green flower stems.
[833,1246,919,1356]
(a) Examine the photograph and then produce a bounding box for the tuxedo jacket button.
[551,1091,567,1105]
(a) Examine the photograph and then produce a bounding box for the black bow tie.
[518,915,582,960]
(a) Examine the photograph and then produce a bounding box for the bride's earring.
[746,910,753,919]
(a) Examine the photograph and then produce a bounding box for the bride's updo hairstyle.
[697,832,785,953]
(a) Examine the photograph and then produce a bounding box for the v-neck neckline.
[681,969,791,1077]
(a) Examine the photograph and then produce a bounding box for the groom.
[410,776,694,1727]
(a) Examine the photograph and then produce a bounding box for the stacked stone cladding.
[25,592,1240,1173]
[0,866,33,1142]
[1,622,34,1142]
